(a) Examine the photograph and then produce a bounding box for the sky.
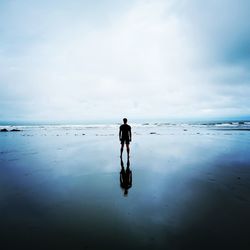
[0,0,250,123]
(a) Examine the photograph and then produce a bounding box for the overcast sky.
[0,0,250,122]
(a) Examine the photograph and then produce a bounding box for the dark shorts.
[121,138,130,145]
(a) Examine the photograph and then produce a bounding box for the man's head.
[123,118,127,124]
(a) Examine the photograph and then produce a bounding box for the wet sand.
[0,125,250,249]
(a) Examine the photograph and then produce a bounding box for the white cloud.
[0,0,250,121]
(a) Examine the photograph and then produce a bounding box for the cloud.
[176,0,250,66]
[0,0,250,122]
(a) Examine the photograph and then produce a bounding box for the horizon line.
[1,116,250,126]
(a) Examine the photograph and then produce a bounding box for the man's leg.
[126,143,130,156]
[120,142,124,157]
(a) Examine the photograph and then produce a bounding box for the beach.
[1,123,250,249]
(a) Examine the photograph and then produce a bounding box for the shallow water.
[1,126,250,249]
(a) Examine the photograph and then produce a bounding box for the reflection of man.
[119,118,132,157]
[120,158,132,196]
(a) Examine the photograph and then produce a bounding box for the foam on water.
[1,120,250,134]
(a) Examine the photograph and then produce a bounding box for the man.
[119,118,132,157]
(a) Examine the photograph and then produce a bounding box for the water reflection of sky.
[0,128,250,249]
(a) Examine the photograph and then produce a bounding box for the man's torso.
[120,124,131,139]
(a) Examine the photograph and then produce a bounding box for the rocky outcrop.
[0,128,8,132]
[0,128,22,132]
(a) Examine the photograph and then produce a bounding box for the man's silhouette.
[119,118,131,157]
[120,157,132,196]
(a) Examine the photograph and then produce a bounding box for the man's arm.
[119,127,122,141]
[129,126,132,141]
